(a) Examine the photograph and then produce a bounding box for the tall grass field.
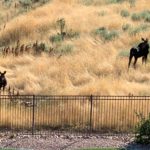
[0,0,150,132]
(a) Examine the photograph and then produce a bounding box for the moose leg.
[2,86,5,92]
[144,55,148,65]
[128,55,133,69]
[0,86,2,95]
[133,57,137,69]
[142,57,145,65]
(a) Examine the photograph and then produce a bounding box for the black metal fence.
[0,95,150,135]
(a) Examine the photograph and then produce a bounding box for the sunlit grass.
[0,0,149,96]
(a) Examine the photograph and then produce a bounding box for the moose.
[128,38,149,69]
[0,71,7,91]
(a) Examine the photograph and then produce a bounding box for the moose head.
[141,38,148,43]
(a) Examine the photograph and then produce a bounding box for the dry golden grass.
[0,0,150,131]
[0,0,149,95]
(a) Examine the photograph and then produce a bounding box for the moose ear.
[141,38,145,41]
[3,71,6,74]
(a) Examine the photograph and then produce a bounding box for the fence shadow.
[123,142,150,150]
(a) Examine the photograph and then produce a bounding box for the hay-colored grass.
[0,0,150,95]
[0,0,150,132]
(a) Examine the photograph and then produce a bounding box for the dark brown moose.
[128,38,149,69]
[0,71,7,91]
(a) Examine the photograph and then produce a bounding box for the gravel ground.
[0,133,150,150]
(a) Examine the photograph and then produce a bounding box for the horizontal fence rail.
[0,95,150,135]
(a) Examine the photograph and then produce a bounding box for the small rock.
[9,134,15,139]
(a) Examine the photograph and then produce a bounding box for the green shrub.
[38,42,46,51]
[81,0,93,5]
[33,42,49,55]
[0,13,4,23]
[118,50,129,57]
[129,24,150,36]
[66,29,80,39]
[129,0,136,7]
[3,0,12,7]
[144,15,150,22]
[131,13,141,21]
[40,0,50,4]
[135,113,150,144]
[106,0,125,4]
[55,44,74,54]
[131,11,150,22]
[94,27,119,41]
[122,24,131,31]
[140,10,150,22]
[98,11,107,16]
[19,0,50,8]
[120,10,130,17]
[80,0,104,6]
[49,34,62,43]
[19,0,32,8]
[50,19,79,43]
[32,0,40,2]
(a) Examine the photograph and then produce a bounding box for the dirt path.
[0,133,150,150]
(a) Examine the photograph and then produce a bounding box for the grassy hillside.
[0,0,150,95]
[0,0,50,24]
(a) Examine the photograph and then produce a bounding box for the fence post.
[32,95,35,135]
[89,94,93,133]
